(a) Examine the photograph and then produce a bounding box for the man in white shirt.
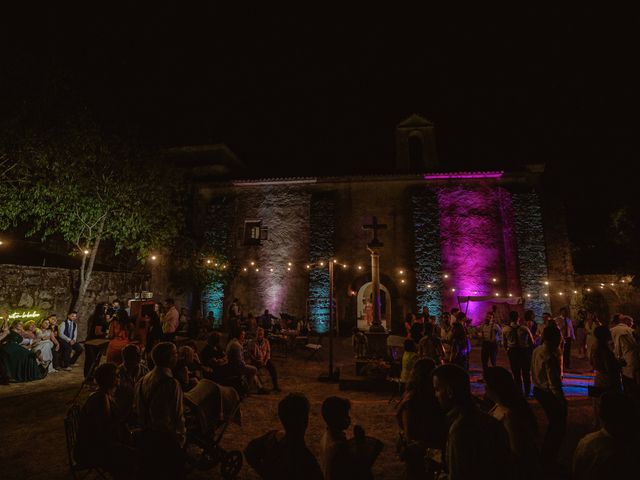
[162,298,180,341]
[58,311,84,370]
[503,311,535,396]
[480,312,502,377]
[610,315,640,394]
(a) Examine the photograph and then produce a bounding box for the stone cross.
[363,216,387,334]
[363,216,387,249]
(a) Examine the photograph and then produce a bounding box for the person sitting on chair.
[250,327,280,392]
[200,331,228,380]
[226,330,267,394]
[75,363,134,479]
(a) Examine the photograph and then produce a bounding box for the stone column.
[370,250,382,328]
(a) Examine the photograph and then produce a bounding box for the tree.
[0,116,184,324]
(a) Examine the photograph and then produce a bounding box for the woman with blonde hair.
[32,318,58,373]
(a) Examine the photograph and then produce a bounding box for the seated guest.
[32,318,57,374]
[75,363,134,479]
[200,332,228,373]
[174,359,198,392]
[11,321,33,346]
[432,364,511,480]
[249,327,280,392]
[115,344,148,422]
[573,391,638,479]
[134,342,186,479]
[245,393,323,479]
[23,320,38,342]
[58,311,84,370]
[106,310,133,365]
[47,314,61,369]
[485,367,541,479]
[0,325,46,382]
[225,330,266,394]
[178,345,205,381]
[396,358,446,479]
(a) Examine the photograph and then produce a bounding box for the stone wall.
[0,264,147,337]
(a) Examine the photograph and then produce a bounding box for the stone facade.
[195,169,566,333]
[0,264,147,337]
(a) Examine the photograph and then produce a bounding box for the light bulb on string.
[287,267,291,271]
[206,259,212,264]
[495,292,500,297]
[544,281,549,286]
[558,292,563,296]
[357,265,362,270]
[526,293,531,298]
[401,279,405,284]
[243,267,248,272]
[288,262,292,266]
[84,250,90,255]
[306,264,310,269]
[319,262,325,267]
[543,293,548,297]
[492,278,497,283]
[399,270,404,275]
[508,293,513,297]
[443,274,449,279]
[250,261,255,266]
[451,288,456,292]
[255,268,260,272]
[586,288,591,292]
[269,268,274,272]
[427,284,432,289]
[573,290,578,294]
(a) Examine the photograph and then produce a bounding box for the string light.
[492,278,497,283]
[357,265,362,270]
[443,274,449,279]
[288,262,292,266]
[543,293,548,297]
[399,270,404,275]
[333,259,338,263]
[586,288,591,292]
[342,264,347,268]
[427,284,432,289]
[508,293,513,297]
[610,283,614,286]
[573,290,578,294]
[306,264,310,269]
[319,262,325,267]
[250,261,255,266]
[526,294,531,298]
[243,267,248,272]
[206,259,212,264]
[401,279,405,284]
[269,268,274,272]
[558,292,563,296]
[544,281,549,285]
[287,267,291,271]
[451,288,456,292]
[495,292,500,297]
[222,265,227,269]
[84,250,90,255]
[255,268,260,272]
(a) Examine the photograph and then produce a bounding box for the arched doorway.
[356,282,391,330]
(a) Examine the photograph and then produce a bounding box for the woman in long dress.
[0,328,45,382]
[31,318,58,373]
[106,312,133,365]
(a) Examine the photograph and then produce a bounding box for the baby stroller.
[183,379,244,479]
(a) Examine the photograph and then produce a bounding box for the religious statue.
[363,298,374,326]
[352,327,368,358]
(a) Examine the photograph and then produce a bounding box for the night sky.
[3,4,637,273]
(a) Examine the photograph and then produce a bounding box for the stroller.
[183,379,244,479]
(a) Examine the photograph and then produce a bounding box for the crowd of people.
[394,305,640,478]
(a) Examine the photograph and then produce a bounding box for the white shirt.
[610,323,639,378]
[58,319,78,343]
[531,344,564,398]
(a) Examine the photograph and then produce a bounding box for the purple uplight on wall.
[424,171,504,180]
[437,185,517,325]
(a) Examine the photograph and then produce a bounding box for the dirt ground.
[0,337,594,479]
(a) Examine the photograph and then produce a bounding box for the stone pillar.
[371,250,382,328]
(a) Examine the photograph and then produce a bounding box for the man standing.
[432,364,511,480]
[480,312,502,377]
[250,327,280,392]
[135,342,186,479]
[58,311,84,370]
[162,299,179,341]
[610,315,640,395]
[556,307,575,370]
[531,325,567,467]
[503,311,535,397]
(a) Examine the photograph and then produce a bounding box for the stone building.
[192,115,578,333]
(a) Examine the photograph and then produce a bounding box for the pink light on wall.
[424,171,504,180]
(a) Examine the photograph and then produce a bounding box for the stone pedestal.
[365,331,389,358]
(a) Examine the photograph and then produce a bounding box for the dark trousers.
[533,386,567,464]
[83,344,102,379]
[508,347,532,396]
[263,360,279,389]
[59,339,84,367]
[563,338,572,369]
[481,341,498,374]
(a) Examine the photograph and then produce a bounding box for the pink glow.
[424,171,504,180]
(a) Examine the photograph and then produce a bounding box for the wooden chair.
[304,333,323,361]
[64,405,110,479]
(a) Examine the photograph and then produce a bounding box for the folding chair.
[304,333,323,361]
[64,405,110,479]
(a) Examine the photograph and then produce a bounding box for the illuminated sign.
[8,310,43,321]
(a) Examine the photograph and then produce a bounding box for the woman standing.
[584,312,599,358]
[590,326,622,422]
[106,311,133,365]
[396,358,447,479]
[485,367,541,479]
[448,322,470,371]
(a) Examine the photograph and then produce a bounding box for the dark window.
[244,220,264,245]
[408,134,424,172]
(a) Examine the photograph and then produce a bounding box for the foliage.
[0,114,185,310]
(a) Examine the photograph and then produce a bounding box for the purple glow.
[437,186,518,325]
[424,171,504,180]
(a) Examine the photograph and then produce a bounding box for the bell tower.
[395,114,438,173]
